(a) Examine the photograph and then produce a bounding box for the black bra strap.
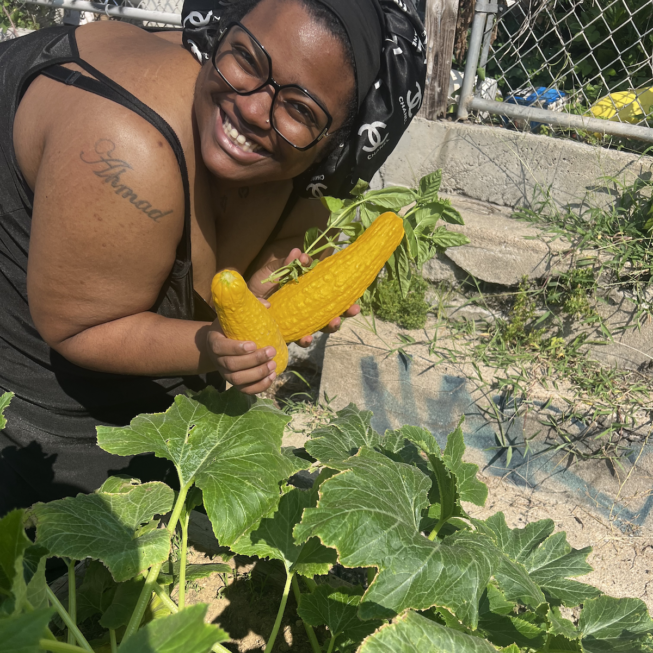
[40,62,192,265]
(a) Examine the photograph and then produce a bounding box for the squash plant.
[1,388,652,653]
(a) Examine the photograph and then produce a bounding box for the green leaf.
[297,585,382,648]
[321,196,344,213]
[23,549,47,611]
[441,201,464,225]
[442,422,488,507]
[305,404,383,464]
[431,226,470,250]
[232,485,335,577]
[117,603,228,653]
[362,187,416,210]
[31,478,174,582]
[76,560,118,623]
[0,392,13,430]
[0,608,55,653]
[410,205,442,236]
[358,610,498,652]
[158,562,231,586]
[474,513,600,608]
[579,596,653,652]
[350,179,370,197]
[418,171,443,202]
[402,219,419,260]
[548,605,580,640]
[100,578,145,630]
[98,388,305,547]
[360,203,382,229]
[295,448,496,627]
[304,227,321,252]
[394,245,412,299]
[0,510,31,597]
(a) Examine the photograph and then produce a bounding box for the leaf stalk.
[39,640,90,653]
[263,571,294,653]
[44,587,93,653]
[122,480,190,642]
[326,634,337,653]
[109,629,117,653]
[291,575,321,653]
[66,559,77,646]
[178,509,190,610]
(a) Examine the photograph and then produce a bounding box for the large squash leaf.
[0,608,55,653]
[118,603,228,653]
[578,596,653,653]
[232,486,336,577]
[31,478,173,582]
[295,448,496,627]
[98,387,305,546]
[475,513,600,608]
[357,610,498,653]
[298,585,382,652]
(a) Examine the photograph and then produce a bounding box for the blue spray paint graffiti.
[359,355,653,529]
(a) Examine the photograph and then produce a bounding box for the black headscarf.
[182,0,427,200]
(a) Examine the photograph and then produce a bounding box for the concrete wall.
[376,118,653,211]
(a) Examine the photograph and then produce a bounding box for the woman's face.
[194,0,356,186]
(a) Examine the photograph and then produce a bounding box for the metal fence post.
[457,0,498,120]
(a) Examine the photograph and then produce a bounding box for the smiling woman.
[0,0,425,514]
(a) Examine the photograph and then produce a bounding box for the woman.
[0,0,426,512]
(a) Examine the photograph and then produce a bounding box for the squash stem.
[152,582,178,613]
[66,559,77,646]
[326,635,337,653]
[109,629,117,653]
[291,575,321,653]
[178,508,190,610]
[39,640,90,653]
[263,571,294,653]
[122,481,190,642]
[428,518,447,541]
[44,587,93,653]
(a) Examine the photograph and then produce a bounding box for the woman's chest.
[189,174,292,303]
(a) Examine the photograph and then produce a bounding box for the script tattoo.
[80,140,173,222]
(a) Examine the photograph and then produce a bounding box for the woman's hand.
[206,317,278,395]
[294,303,361,348]
[248,247,311,299]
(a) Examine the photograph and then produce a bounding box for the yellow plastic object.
[269,212,405,343]
[588,87,653,124]
[211,269,288,374]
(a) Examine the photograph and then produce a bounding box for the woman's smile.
[214,105,271,164]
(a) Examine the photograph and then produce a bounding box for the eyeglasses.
[212,22,333,151]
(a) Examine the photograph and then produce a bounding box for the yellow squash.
[269,211,405,343]
[211,270,288,374]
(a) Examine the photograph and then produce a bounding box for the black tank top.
[0,26,227,511]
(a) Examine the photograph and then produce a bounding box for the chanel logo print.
[306,182,327,198]
[359,122,389,154]
[407,82,422,118]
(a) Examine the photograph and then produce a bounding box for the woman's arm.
[25,106,276,392]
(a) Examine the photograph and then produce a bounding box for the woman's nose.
[234,85,274,131]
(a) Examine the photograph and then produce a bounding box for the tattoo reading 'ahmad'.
[80,140,173,221]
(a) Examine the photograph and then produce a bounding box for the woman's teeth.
[223,114,261,153]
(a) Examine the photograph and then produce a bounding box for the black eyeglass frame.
[212,21,334,151]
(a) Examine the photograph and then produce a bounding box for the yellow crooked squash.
[269,212,405,343]
[211,270,288,374]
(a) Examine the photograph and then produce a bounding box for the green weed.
[360,275,431,330]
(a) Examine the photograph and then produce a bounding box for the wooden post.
[420,0,461,120]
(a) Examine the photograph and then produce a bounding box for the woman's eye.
[288,101,318,126]
[233,46,259,72]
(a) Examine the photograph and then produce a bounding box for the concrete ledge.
[378,118,653,211]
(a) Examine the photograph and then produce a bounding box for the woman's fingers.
[283,248,311,267]
[296,334,313,348]
[206,329,277,392]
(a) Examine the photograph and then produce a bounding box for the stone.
[438,195,574,286]
[377,117,653,212]
[286,331,327,369]
[422,253,463,284]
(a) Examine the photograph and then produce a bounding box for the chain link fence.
[2,0,182,37]
[459,0,653,145]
